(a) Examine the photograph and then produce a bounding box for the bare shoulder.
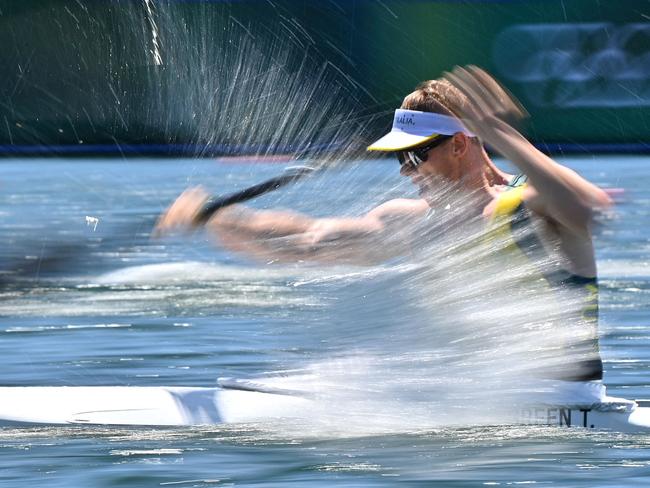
[366,198,430,221]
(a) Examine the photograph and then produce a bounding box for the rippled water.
[1,156,649,486]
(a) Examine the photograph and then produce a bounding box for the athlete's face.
[400,136,458,200]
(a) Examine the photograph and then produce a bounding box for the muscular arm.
[445,66,611,236]
[484,122,611,235]
[209,199,429,264]
[155,186,429,264]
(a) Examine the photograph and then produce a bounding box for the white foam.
[598,259,650,279]
[94,261,304,285]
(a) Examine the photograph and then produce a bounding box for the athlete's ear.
[451,132,470,158]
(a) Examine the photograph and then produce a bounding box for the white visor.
[367,109,474,152]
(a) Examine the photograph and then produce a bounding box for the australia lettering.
[396,115,415,126]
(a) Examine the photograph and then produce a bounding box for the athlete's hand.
[446,65,613,235]
[443,65,528,148]
[153,186,210,238]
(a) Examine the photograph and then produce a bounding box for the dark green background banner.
[1,1,648,154]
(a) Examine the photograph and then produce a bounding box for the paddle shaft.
[193,165,314,225]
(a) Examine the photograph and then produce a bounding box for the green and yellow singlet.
[489,182,603,382]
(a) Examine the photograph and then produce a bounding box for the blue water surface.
[0,156,649,487]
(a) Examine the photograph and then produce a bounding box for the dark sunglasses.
[398,135,452,167]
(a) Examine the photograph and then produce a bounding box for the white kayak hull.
[0,385,310,426]
[1,384,649,432]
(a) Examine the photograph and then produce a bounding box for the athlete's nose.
[400,163,416,177]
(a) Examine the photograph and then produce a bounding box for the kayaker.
[370,67,616,403]
[156,66,615,405]
[154,81,521,264]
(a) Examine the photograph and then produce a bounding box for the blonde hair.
[401,78,480,147]
[400,79,469,118]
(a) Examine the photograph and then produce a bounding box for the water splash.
[142,0,163,66]
[245,184,607,435]
[125,2,375,159]
[0,3,620,437]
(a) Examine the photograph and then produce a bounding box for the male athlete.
[155,75,522,264]
[156,66,617,405]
